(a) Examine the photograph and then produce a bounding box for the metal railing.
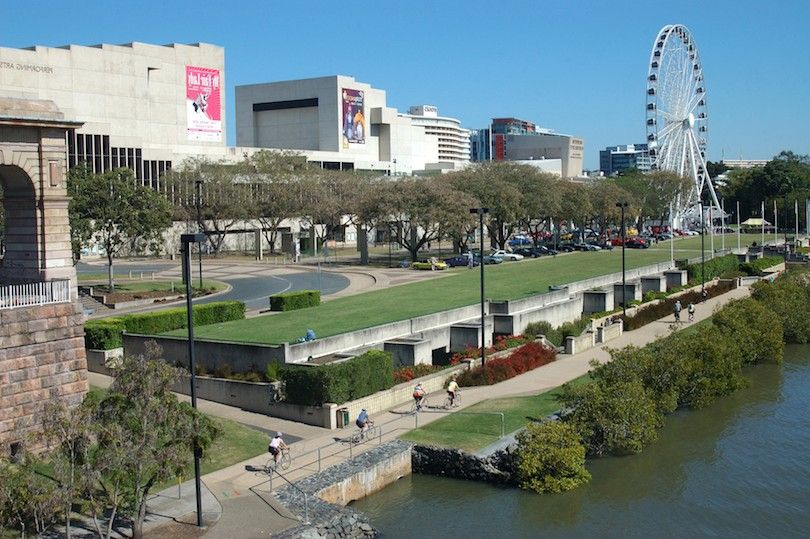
[0,279,71,310]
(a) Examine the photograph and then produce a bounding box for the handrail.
[0,279,72,310]
[266,461,310,525]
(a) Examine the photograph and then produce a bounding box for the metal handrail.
[264,461,310,525]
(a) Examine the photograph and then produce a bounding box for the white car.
[491,249,524,261]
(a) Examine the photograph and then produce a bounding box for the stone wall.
[0,302,88,450]
[411,444,517,485]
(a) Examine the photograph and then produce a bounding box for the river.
[354,345,810,538]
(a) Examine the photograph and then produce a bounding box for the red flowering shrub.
[451,335,532,363]
[456,342,556,386]
[393,364,442,384]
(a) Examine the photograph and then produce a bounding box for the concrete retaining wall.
[564,329,596,355]
[596,320,623,343]
[494,295,584,335]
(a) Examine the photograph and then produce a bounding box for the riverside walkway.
[141,279,758,537]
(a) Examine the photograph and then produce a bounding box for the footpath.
[139,281,755,537]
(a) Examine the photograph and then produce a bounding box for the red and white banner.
[186,66,222,142]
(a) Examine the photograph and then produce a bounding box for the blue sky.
[2,0,808,169]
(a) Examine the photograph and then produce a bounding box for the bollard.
[317,447,321,472]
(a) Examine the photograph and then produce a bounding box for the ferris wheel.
[645,24,720,225]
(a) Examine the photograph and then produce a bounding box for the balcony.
[0,279,72,310]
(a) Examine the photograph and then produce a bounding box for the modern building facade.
[235,76,467,175]
[469,117,584,177]
[0,41,230,188]
[599,144,651,175]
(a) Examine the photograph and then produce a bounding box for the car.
[411,258,448,270]
[507,236,533,247]
[573,243,601,251]
[513,247,546,258]
[590,241,614,250]
[491,249,524,261]
[443,255,479,267]
[538,246,559,256]
[557,244,576,253]
[472,253,504,264]
[625,238,649,249]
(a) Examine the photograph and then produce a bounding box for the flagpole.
[795,199,799,244]
[736,200,740,250]
[669,201,673,265]
[774,199,778,245]
[721,199,725,251]
[761,200,765,247]
[710,206,714,254]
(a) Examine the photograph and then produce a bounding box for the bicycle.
[265,448,291,472]
[410,396,429,413]
[351,423,378,444]
[443,391,461,409]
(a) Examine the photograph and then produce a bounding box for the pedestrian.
[466,251,474,269]
[701,289,708,302]
[687,302,695,322]
[673,299,682,322]
[294,241,301,263]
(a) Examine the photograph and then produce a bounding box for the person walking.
[687,302,695,322]
[673,299,682,323]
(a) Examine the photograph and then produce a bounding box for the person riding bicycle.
[356,408,374,438]
[268,432,289,465]
[673,300,682,322]
[446,378,460,407]
[687,302,695,322]
[413,383,426,411]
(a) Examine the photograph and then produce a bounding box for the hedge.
[84,300,246,350]
[621,280,734,330]
[269,290,320,312]
[280,349,394,406]
[739,256,783,276]
[686,254,739,283]
[456,341,556,386]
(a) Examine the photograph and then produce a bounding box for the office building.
[599,144,651,175]
[469,117,584,177]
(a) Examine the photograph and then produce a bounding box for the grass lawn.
[400,374,592,452]
[91,279,225,294]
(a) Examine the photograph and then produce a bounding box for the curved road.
[76,261,350,311]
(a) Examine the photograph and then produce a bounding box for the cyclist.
[446,378,460,408]
[687,302,695,322]
[268,432,289,466]
[413,382,426,411]
[356,408,374,439]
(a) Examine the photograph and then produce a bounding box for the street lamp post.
[616,202,628,317]
[700,200,706,296]
[195,180,204,289]
[470,208,489,365]
[181,232,206,528]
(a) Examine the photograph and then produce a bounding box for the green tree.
[515,421,591,493]
[0,454,62,536]
[751,271,810,343]
[94,344,221,538]
[69,167,171,291]
[559,378,662,457]
[712,297,784,364]
[513,171,561,247]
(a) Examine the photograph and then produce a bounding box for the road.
[76,261,350,311]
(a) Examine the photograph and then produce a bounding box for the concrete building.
[235,76,467,175]
[721,159,768,169]
[400,105,470,170]
[469,117,584,177]
[599,143,651,175]
[0,41,232,188]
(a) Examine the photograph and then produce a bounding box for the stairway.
[78,289,110,316]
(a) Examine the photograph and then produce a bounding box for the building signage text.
[0,60,54,74]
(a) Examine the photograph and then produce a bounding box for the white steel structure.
[646,24,720,225]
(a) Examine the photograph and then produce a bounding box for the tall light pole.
[616,202,628,317]
[195,180,204,289]
[700,199,706,296]
[470,207,489,365]
[181,232,206,528]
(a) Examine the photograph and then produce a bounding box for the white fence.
[0,279,72,310]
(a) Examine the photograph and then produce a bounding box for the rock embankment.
[411,444,518,484]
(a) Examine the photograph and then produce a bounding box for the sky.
[2,0,808,169]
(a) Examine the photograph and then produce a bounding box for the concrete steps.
[78,289,110,315]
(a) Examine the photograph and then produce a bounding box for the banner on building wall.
[186,66,222,142]
[342,88,365,147]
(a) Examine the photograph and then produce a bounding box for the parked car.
[625,238,649,249]
[473,252,504,264]
[538,246,559,256]
[590,241,614,250]
[514,247,550,258]
[557,244,576,253]
[573,243,601,252]
[411,258,448,270]
[491,249,524,261]
[507,236,533,247]
[443,255,479,267]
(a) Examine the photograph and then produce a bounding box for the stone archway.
[0,98,87,452]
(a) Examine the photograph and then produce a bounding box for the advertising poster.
[342,88,365,147]
[186,66,222,142]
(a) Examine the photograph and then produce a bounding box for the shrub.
[515,421,591,493]
[456,342,556,386]
[642,291,668,302]
[559,378,663,457]
[84,301,246,350]
[744,256,784,275]
[265,362,281,382]
[752,272,810,343]
[524,321,561,347]
[712,297,784,364]
[84,318,126,349]
[393,364,441,384]
[269,290,320,312]
[686,254,739,284]
[280,349,394,406]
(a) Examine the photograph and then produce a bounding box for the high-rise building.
[599,144,651,175]
[469,117,583,177]
[401,105,470,165]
